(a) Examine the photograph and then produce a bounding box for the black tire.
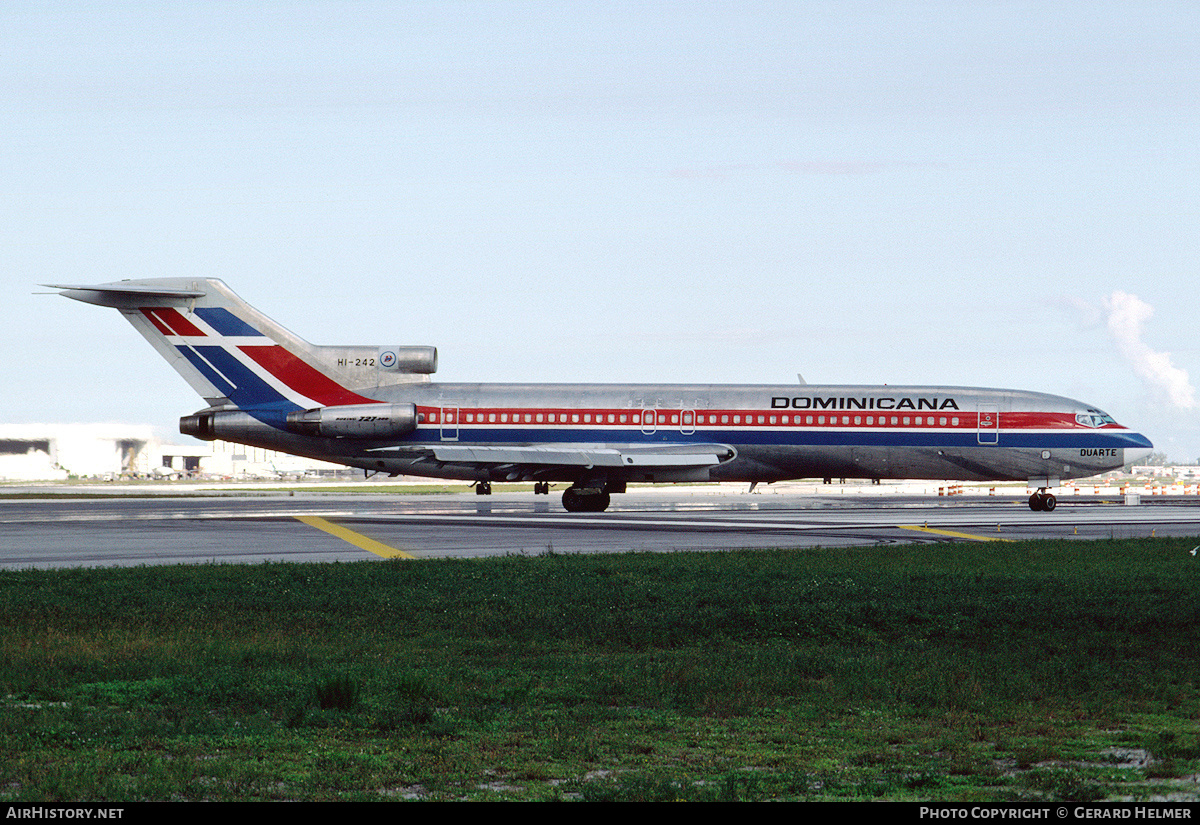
[1042,494,1057,511]
[562,489,610,512]
[562,488,583,512]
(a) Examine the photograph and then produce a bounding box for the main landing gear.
[562,487,611,513]
[475,479,611,511]
[478,481,552,495]
[1028,489,1057,511]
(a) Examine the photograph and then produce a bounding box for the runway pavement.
[4,483,1200,568]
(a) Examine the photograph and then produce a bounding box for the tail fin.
[47,278,436,413]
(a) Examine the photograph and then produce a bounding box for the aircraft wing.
[370,442,734,468]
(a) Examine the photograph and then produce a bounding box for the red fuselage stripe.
[406,406,1125,431]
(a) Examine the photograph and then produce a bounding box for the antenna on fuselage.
[797,373,807,385]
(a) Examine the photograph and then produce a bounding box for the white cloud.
[1104,291,1197,409]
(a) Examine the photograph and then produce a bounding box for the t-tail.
[46,278,437,436]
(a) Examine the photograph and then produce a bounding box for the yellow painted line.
[898,525,1014,543]
[295,515,416,559]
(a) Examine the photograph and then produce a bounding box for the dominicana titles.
[771,395,961,411]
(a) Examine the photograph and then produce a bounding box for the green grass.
[2,537,1199,801]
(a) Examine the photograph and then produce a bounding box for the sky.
[4,2,1199,460]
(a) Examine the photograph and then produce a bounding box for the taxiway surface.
[4,486,1200,568]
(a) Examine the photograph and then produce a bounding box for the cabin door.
[441,405,459,441]
[640,407,657,435]
[977,405,999,445]
[680,409,696,435]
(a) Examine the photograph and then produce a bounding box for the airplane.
[47,278,1153,513]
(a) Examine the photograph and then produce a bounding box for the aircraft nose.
[1125,446,1153,465]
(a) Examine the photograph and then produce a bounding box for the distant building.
[0,424,343,481]
[1131,464,1200,480]
[197,438,345,479]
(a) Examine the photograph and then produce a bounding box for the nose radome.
[1124,447,1153,465]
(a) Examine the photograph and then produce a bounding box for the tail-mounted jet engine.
[285,403,418,438]
[181,403,418,441]
[312,346,437,376]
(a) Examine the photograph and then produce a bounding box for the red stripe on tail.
[239,345,377,406]
[141,307,206,337]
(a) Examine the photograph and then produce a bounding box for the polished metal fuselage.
[48,277,1152,493]
[228,380,1152,486]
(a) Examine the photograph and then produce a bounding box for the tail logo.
[141,305,376,410]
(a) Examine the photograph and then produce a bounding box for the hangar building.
[0,424,341,481]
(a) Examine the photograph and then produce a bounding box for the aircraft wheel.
[1029,492,1057,512]
[476,481,492,495]
[562,489,610,512]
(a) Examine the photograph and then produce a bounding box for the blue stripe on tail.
[194,307,263,337]
[177,345,300,412]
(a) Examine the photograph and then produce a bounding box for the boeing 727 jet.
[49,278,1153,512]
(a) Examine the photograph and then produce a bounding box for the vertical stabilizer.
[47,278,433,414]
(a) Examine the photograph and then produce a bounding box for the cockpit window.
[1075,410,1117,428]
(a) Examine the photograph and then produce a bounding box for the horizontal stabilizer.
[43,282,207,307]
[45,277,436,409]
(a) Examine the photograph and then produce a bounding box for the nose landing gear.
[1028,489,1057,511]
